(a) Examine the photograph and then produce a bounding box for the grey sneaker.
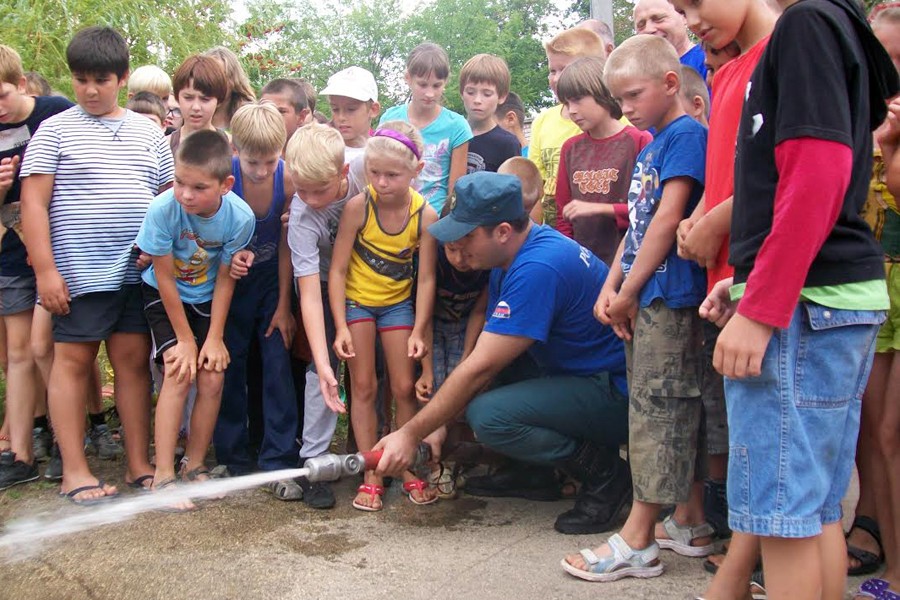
[32,427,53,462]
[87,423,124,460]
[0,451,39,491]
[45,443,62,481]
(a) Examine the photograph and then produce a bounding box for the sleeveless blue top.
[231,156,286,267]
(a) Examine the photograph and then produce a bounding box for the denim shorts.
[725,303,884,538]
[345,298,414,332]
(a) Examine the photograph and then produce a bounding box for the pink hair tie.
[372,128,421,160]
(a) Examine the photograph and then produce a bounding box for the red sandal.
[403,478,438,506]
[352,483,385,512]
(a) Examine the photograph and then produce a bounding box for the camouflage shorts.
[626,300,706,504]
[542,195,558,229]
[701,320,728,456]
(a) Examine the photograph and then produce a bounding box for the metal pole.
[590,0,614,34]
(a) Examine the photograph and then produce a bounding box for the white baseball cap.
[320,66,379,103]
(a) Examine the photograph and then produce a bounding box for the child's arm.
[554,144,575,237]
[415,327,434,403]
[229,249,254,279]
[0,155,20,204]
[152,255,198,383]
[298,273,344,414]
[676,193,705,257]
[594,237,627,337]
[447,143,469,202]
[879,98,900,196]
[462,288,488,360]
[266,198,296,349]
[410,205,439,359]
[681,196,732,270]
[327,193,366,360]
[198,261,237,373]
[20,173,70,315]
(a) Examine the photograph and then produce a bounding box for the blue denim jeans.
[215,263,299,472]
[433,319,466,392]
[465,355,629,465]
[725,303,884,537]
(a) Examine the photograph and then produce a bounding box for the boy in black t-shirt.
[0,45,72,491]
[458,54,521,174]
[700,0,899,597]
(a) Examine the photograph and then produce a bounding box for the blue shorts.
[346,299,414,332]
[725,303,883,538]
[433,318,466,392]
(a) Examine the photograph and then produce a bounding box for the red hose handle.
[360,449,384,470]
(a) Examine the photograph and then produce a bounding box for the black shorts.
[52,284,148,342]
[142,283,212,362]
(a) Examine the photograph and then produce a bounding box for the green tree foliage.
[0,0,235,96]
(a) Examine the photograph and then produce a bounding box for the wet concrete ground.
[0,460,870,600]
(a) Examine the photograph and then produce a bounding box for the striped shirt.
[20,107,174,298]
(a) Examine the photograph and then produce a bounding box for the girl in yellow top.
[329,121,439,511]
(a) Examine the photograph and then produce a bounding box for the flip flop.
[403,478,438,505]
[60,481,119,506]
[126,474,154,491]
[352,483,384,512]
[152,476,197,513]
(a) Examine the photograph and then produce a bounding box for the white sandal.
[656,514,716,557]
[560,533,665,582]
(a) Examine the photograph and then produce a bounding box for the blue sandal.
[856,578,890,599]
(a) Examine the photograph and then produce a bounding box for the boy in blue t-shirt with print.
[563,35,709,583]
[212,102,299,495]
[379,43,472,214]
[136,130,254,511]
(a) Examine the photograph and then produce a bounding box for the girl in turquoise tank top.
[329,122,439,511]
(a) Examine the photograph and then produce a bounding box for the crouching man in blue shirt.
[376,171,630,534]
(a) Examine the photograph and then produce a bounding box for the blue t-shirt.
[231,156,286,267]
[681,44,709,85]
[485,225,627,393]
[622,115,707,308]
[379,105,473,213]
[136,189,255,304]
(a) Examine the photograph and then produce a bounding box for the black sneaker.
[86,423,124,460]
[465,463,562,501]
[297,477,336,509]
[0,451,39,491]
[45,443,62,481]
[32,427,53,462]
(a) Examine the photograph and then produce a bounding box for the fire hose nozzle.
[302,443,433,483]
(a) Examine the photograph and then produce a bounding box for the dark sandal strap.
[850,515,884,554]
[848,546,882,566]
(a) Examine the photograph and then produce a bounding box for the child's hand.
[198,337,230,372]
[134,247,152,270]
[562,199,598,222]
[229,250,255,280]
[407,333,427,360]
[415,371,434,403]
[681,215,725,270]
[593,284,618,325]
[317,364,345,414]
[333,327,355,360]
[281,211,290,229]
[265,305,296,349]
[0,155,20,194]
[164,339,198,383]
[699,277,736,328]
[713,312,774,379]
[878,98,900,149]
[605,290,638,341]
[676,217,695,260]
[36,270,71,315]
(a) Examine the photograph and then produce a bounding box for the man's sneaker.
[0,451,39,491]
[86,423,124,460]
[297,477,336,509]
[32,427,53,462]
[45,443,62,481]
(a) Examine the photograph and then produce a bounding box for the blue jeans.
[725,303,884,537]
[433,319,466,392]
[215,264,298,472]
[465,356,629,465]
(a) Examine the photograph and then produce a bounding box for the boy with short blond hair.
[260,78,309,148]
[286,123,366,508]
[562,34,709,582]
[20,27,173,504]
[679,65,709,128]
[137,130,253,511]
[459,54,521,174]
[498,156,544,223]
[320,66,380,163]
[127,65,172,101]
[0,44,72,491]
[213,102,300,492]
[530,27,605,227]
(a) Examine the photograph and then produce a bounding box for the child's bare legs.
[51,341,116,500]
[347,321,382,509]
[180,369,224,480]
[380,328,436,504]
[151,353,196,511]
[3,310,42,465]
[87,358,103,414]
[653,481,713,551]
[106,333,153,486]
[31,305,53,386]
[760,523,846,600]
[565,500,661,569]
[875,350,900,593]
[703,532,759,600]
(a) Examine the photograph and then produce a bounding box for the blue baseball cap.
[428,172,525,243]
